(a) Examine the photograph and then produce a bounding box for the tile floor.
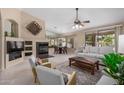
[0,49,75,85]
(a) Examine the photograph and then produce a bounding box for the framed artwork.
[26,21,42,35]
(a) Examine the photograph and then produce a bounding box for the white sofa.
[75,46,114,60]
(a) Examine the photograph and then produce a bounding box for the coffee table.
[69,57,99,75]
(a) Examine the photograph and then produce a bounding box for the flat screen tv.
[7,41,16,53]
[7,41,24,53]
[16,41,24,51]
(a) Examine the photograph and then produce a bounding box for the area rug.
[56,62,103,85]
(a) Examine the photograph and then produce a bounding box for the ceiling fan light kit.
[72,8,89,30]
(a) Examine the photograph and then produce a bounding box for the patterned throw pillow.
[36,58,43,66]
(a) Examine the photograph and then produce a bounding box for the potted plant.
[5,31,8,37]
[11,31,15,37]
[101,53,124,85]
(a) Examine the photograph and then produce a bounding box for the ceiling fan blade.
[83,20,90,23]
[80,23,84,26]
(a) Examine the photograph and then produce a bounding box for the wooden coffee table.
[69,57,99,75]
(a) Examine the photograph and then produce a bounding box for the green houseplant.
[101,53,124,85]
[5,31,8,36]
[11,31,15,37]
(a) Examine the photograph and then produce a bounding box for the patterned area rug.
[56,62,103,85]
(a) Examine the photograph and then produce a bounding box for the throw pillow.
[36,58,43,65]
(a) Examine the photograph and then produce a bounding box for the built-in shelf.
[25,41,32,45]
[24,45,33,47]
[24,41,33,56]
[25,52,32,56]
[25,50,32,52]
[25,47,32,51]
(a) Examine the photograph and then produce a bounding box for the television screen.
[7,41,24,53]
[16,41,24,51]
[7,41,16,53]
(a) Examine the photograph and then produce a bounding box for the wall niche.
[4,19,19,37]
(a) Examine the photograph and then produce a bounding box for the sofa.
[75,46,114,64]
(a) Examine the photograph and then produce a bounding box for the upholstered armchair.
[35,65,76,85]
[29,55,51,83]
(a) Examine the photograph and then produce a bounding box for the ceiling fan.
[72,8,90,29]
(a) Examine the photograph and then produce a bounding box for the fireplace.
[36,42,49,57]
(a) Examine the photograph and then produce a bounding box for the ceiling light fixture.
[72,8,90,29]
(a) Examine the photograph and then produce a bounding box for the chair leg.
[33,76,37,83]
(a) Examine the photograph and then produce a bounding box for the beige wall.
[63,31,85,49]
[20,11,45,40]
[0,9,21,69]
[0,9,46,70]
[0,10,2,69]
[74,31,85,49]
[20,11,46,57]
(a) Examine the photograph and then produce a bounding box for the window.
[85,33,96,46]
[85,30,115,47]
[58,38,66,47]
[97,31,115,47]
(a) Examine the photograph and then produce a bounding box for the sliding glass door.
[97,31,115,47]
[85,29,116,47]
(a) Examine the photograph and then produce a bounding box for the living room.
[0,8,124,85]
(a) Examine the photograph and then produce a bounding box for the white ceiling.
[21,8,124,33]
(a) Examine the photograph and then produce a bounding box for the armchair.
[29,55,51,83]
[35,65,76,85]
[96,75,117,85]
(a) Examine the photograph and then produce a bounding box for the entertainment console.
[7,41,24,61]
[9,51,22,61]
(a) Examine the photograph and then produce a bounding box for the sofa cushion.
[76,53,89,57]
[75,47,84,53]
[76,53,104,58]
[89,47,99,53]
[86,53,103,58]
[78,47,84,53]
[83,46,91,53]
[96,54,104,58]
[99,46,114,54]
